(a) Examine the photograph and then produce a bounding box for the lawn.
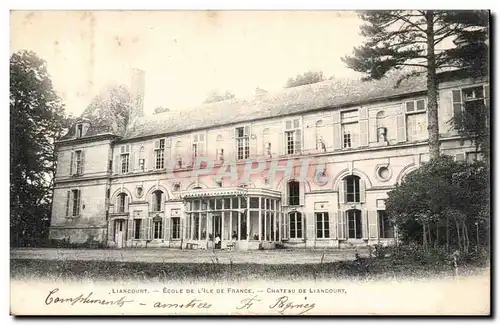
[10,256,486,284]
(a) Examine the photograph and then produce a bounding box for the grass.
[10,256,486,284]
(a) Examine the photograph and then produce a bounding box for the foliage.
[284,71,331,88]
[81,84,132,136]
[153,106,170,114]
[203,90,235,104]
[386,156,490,252]
[343,10,489,158]
[10,51,66,246]
[450,89,490,161]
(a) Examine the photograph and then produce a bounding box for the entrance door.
[212,214,222,249]
[114,219,125,248]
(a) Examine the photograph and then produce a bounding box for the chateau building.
[50,70,488,250]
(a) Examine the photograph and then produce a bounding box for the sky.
[10,11,366,116]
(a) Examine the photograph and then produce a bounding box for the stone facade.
[50,72,488,249]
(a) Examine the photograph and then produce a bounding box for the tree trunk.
[423,222,427,250]
[426,10,440,159]
[435,224,439,249]
[455,219,462,251]
[463,221,469,253]
[446,215,450,252]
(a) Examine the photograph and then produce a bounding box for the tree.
[386,156,489,252]
[203,90,235,104]
[81,84,132,136]
[284,71,328,88]
[343,10,489,159]
[153,106,170,114]
[10,51,66,245]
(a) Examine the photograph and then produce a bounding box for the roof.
[123,71,428,140]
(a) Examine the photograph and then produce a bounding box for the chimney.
[130,68,145,121]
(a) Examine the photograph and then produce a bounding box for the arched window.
[346,209,362,239]
[117,193,128,213]
[339,175,365,203]
[287,180,300,206]
[152,190,163,212]
[288,211,303,239]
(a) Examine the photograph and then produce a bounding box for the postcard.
[10,10,491,316]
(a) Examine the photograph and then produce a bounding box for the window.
[404,99,427,142]
[340,110,359,149]
[74,150,83,175]
[192,133,205,162]
[405,99,426,113]
[289,212,303,239]
[378,211,394,238]
[70,150,84,176]
[153,219,163,239]
[283,119,301,154]
[152,190,163,212]
[172,217,181,239]
[134,219,141,239]
[345,176,360,203]
[235,126,249,160]
[452,85,489,132]
[120,145,130,173]
[287,180,300,206]
[342,122,358,149]
[154,139,165,170]
[316,212,330,239]
[76,124,83,138]
[108,160,113,172]
[139,159,145,171]
[117,193,127,213]
[347,209,362,239]
[71,189,81,217]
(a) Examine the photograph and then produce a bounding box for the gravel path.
[10,247,370,264]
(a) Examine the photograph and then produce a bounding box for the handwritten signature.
[237,295,316,315]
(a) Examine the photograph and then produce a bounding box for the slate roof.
[123,71,428,140]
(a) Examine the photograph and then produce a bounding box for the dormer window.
[76,124,83,138]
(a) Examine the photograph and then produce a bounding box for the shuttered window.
[71,189,81,217]
[289,212,303,239]
[133,219,141,239]
[347,209,362,239]
[153,219,163,239]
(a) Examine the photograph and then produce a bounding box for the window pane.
[232,198,239,209]
[406,101,415,112]
[250,197,259,208]
[416,99,425,110]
